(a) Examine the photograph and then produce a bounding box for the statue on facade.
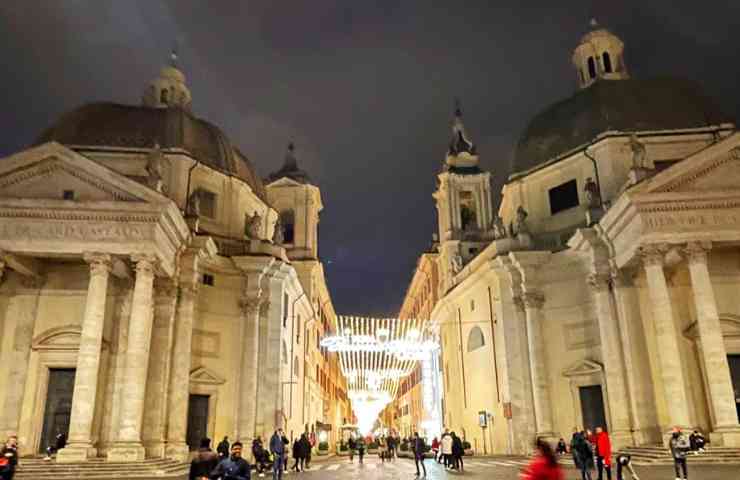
[186,189,201,217]
[451,253,463,274]
[510,206,529,237]
[272,218,284,244]
[629,134,648,169]
[145,143,166,193]
[491,215,507,239]
[584,177,601,209]
[245,212,262,239]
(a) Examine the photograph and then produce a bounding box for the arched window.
[602,52,612,73]
[587,57,596,79]
[280,210,295,244]
[160,88,169,104]
[466,326,485,352]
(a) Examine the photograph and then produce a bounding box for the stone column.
[640,244,692,432]
[57,253,112,463]
[521,291,556,440]
[684,242,740,445]
[587,273,633,448]
[236,297,261,443]
[0,275,43,440]
[108,255,157,462]
[611,271,660,445]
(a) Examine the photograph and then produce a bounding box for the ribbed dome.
[512,78,732,177]
[36,102,267,200]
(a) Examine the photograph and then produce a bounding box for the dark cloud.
[1,1,738,315]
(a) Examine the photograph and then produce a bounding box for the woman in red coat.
[520,438,564,480]
[595,427,612,480]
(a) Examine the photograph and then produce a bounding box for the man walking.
[412,432,427,477]
[441,430,452,469]
[270,429,286,480]
[669,427,690,480]
[217,436,230,460]
[210,441,251,480]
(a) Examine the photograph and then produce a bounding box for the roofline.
[507,123,736,183]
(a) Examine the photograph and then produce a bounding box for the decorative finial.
[170,39,180,67]
[288,142,295,153]
[590,18,599,28]
[454,97,462,117]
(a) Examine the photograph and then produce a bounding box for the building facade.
[0,62,345,461]
[426,24,740,455]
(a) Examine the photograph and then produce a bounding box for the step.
[15,458,188,479]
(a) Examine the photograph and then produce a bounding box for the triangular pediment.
[562,359,603,377]
[684,315,740,340]
[190,366,226,385]
[0,142,168,204]
[266,176,304,188]
[633,133,740,195]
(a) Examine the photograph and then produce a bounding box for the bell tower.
[572,19,629,89]
[433,101,495,284]
[265,143,323,260]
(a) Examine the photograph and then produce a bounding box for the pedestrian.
[281,432,289,474]
[431,437,440,462]
[595,427,612,480]
[378,435,387,462]
[571,430,594,480]
[210,441,251,480]
[451,431,464,471]
[556,438,567,455]
[348,436,356,463]
[357,436,365,464]
[412,432,427,477]
[520,437,564,480]
[0,436,18,480]
[270,428,285,480]
[386,434,395,461]
[441,430,453,469]
[218,436,230,459]
[44,429,67,460]
[299,433,311,471]
[189,437,219,480]
[252,438,268,477]
[614,453,639,480]
[669,427,690,480]
[291,438,302,472]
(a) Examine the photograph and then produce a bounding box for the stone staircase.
[15,457,188,479]
[619,445,740,465]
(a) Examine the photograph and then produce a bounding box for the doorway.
[579,385,607,432]
[39,369,75,453]
[729,355,740,421]
[186,394,210,451]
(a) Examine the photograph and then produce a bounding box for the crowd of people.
[430,429,466,472]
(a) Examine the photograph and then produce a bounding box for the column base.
[56,443,96,463]
[143,440,167,459]
[164,442,190,461]
[535,432,558,445]
[709,426,740,447]
[107,442,146,462]
[609,430,635,450]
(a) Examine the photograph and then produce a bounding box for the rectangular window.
[283,293,289,328]
[548,179,579,215]
[201,273,215,286]
[470,299,475,311]
[62,190,75,200]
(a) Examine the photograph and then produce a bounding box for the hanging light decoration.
[321,316,439,434]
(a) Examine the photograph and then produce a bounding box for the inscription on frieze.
[643,211,739,231]
[0,221,148,241]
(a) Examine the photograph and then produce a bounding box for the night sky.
[1,2,738,315]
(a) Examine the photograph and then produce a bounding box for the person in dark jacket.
[571,431,594,480]
[299,434,311,470]
[269,429,285,480]
[412,432,427,477]
[217,436,230,459]
[252,438,268,476]
[210,441,250,480]
[280,433,289,473]
[451,432,464,471]
[291,438,303,472]
[356,437,365,464]
[189,438,219,480]
[348,436,356,462]
[0,436,18,480]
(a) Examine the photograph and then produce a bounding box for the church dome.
[36,102,267,201]
[511,77,732,177]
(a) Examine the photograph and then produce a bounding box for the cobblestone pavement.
[264,456,740,480]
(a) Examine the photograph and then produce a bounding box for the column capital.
[639,244,668,268]
[239,296,261,316]
[131,254,157,276]
[684,241,712,266]
[587,273,611,293]
[154,277,178,299]
[521,291,545,309]
[83,252,112,277]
